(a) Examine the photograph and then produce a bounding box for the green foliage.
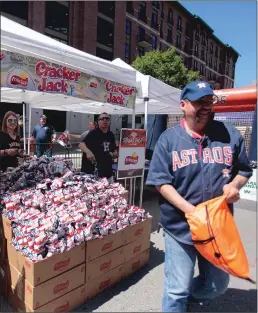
[132,48,200,89]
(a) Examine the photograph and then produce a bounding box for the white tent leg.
[139,98,149,208]
[28,106,32,155]
[130,107,136,205]
[22,102,26,151]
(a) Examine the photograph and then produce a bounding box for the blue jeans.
[36,144,52,158]
[162,232,229,312]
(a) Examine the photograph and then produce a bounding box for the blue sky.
[180,1,257,88]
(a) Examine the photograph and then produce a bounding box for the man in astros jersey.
[146,81,253,312]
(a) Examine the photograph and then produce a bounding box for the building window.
[168,9,173,25]
[185,22,190,38]
[214,59,217,71]
[209,56,212,68]
[225,78,228,88]
[226,64,229,75]
[160,2,164,19]
[184,57,188,67]
[125,19,132,63]
[176,33,181,48]
[151,11,158,30]
[177,16,182,31]
[151,34,157,49]
[98,1,115,19]
[210,42,214,54]
[152,1,159,10]
[200,64,204,75]
[195,28,200,41]
[208,71,212,80]
[215,46,218,58]
[0,1,28,24]
[184,40,189,54]
[97,17,114,48]
[194,44,199,57]
[126,1,134,15]
[96,47,113,61]
[137,46,145,57]
[201,33,205,46]
[201,48,205,61]
[138,1,147,23]
[193,60,198,71]
[45,1,69,43]
[160,21,163,39]
[167,26,172,44]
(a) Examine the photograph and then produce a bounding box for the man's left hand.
[223,183,240,203]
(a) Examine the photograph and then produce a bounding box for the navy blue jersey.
[146,120,253,245]
[32,124,55,144]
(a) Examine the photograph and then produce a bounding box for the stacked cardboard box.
[0,212,152,312]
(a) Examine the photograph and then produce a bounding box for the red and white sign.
[117,129,146,179]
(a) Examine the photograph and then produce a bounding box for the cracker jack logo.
[125,152,138,165]
[222,168,231,178]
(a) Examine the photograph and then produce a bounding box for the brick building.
[1,1,239,91]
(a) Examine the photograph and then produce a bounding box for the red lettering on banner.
[35,61,81,93]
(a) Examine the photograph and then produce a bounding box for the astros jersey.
[146,119,253,245]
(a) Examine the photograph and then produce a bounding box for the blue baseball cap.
[180,81,214,101]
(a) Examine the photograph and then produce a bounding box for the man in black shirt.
[79,113,117,182]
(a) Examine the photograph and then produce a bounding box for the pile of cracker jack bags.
[0,156,148,263]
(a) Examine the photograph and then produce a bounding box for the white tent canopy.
[0,16,137,114]
[112,58,182,114]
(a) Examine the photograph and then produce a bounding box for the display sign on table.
[0,50,136,108]
[117,129,146,179]
[239,168,257,201]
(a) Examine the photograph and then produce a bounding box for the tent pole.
[130,105,136,205]
[139,97,149,208]
[22,102,26,151]
[28,106,32,155]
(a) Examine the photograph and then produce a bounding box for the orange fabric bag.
[185,195,255,283]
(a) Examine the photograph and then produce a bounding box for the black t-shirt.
[0,131,20,172]
[83,128,116,178]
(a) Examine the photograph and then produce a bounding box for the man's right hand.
[6,149,18,156]
[87,151,95,162]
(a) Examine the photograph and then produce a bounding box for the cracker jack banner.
[0,50,136,108]
[117,129,146,179]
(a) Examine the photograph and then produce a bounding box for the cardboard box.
[86,230,123,263]
[85,265,123,301]
[122,249,150,279]
[86,247,124,282]
[7,243,85,286]
[2,215,12,241]
[122,216,152,245]
[123,235,151,262]
[8,263,85,309]
[9,285,86,312]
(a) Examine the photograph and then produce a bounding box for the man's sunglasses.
[192,95,218,106]
[7,119,18,124]
[98,117,110,121]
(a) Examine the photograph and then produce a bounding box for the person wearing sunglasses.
[146,81,253,312]
[0,111,21,172]
[79,112,117,183]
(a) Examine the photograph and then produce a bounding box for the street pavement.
[77,188,257,312]
[1,188,257,312]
